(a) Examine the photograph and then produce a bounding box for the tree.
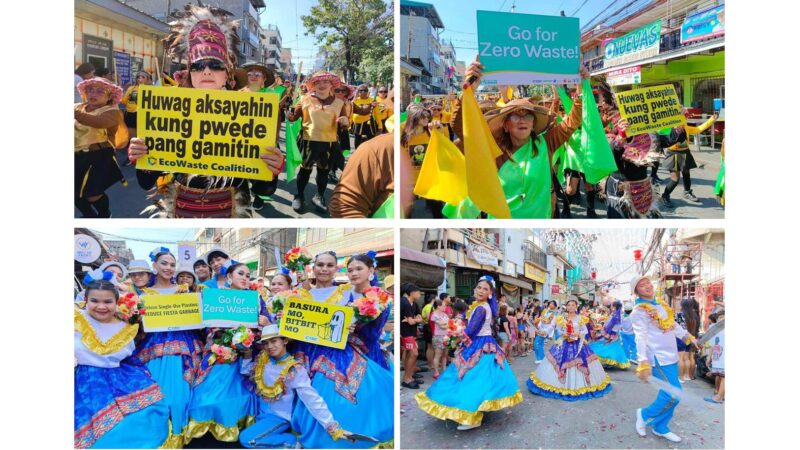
[302,0,392,84]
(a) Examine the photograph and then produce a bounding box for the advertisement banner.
[201,288,259,328]
[681,5,725,44]
[136,85,280,181]
[607,66,641,86]
[113,51,132,87]
[615,84,686,136]
[604,20,661,68]
[467,244,499,267]
[142,293,203,332]
[279,298,354,349]
[524,262,547,284]
[477,10,580,85]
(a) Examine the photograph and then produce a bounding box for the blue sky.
[421,0,643,64]
[261,0,392,75]
[90,228,198,261]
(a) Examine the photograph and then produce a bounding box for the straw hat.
[484,99,556,142]
[304,71,342,90]
[259,324,283,342]
[240,61,275,87]
[127,259,153,274]
[77,77,123,104]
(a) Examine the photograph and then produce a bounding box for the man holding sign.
[127,5,285,218]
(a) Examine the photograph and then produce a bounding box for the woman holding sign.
[74,77,126,218]
[127,5,285,218]
[446,57,589,218]
[74,280,170,448]
[186,262,257,442]
[415,275,522,430]
[288,251,394,448]
[133,249,202,447]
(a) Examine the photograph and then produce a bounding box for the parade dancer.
[527,298,612,401]
[619,302,637,364]
[288,251,394,448]
[132,248,202,447]
[239,325,356,448]
[659,111,718,208]
[127,5,284,218]
[415,275,522,431]
[588,301,630,369]
[74,77,126,218]
[74,280,170,448]
[351,84,377,149]
[631,275,697,443]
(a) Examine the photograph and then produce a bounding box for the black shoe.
[292,196,304,212]
[416,367,429,373]
[651,174,662,183]
[412,373,423,379]
[586,209,598,218]
[659,196,675,209]
[401,381,420,389]
[312,194,327,210]
[252,195,264,209]
[683,190,701,204]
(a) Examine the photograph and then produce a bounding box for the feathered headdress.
[163,4,241,75]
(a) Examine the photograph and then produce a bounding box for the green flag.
[371,194,394,218]
[556,86,584,174]
[284,118,303,182]
[579,79,618,184]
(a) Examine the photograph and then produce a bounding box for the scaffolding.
[657,241,704,311]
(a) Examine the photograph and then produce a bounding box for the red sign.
[552,285,561,294]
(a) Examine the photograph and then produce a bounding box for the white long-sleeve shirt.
[631,300,692,367]
[247,353,341,435]
[620,314,634,334]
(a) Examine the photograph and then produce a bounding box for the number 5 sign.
[178,242,197,264]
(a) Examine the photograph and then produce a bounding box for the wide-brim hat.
[304,71,342,90]
[127,259,153,274]
[630,275,653,296]
[383,275,395,291]
[99,261,128,279]
[259,324,283,342]
[176,266,198,283]
[484,99,556,142]
[240,61,275,87]
[205,246,230,264]
[77,77,123,104]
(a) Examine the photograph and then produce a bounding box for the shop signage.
[477,10,580,85]
[607,66,641,86]
[467,244,499,267]
[604,20,661,68]
[681,5,725,44]
[524,262,547,284]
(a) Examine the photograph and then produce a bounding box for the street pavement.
[400,346,724,449]
[409,143,724,219]
[75,129,356,219]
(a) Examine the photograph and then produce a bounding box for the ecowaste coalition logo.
[74,234,101,264]
[147,157,157,166]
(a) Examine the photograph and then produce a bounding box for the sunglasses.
[358,89,368,92]
[379,90,388,93]
[334,88,348,93]
[190,59,226,72]
[508,113,536,122]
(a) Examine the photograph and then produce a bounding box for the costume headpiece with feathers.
[164,4,240,75]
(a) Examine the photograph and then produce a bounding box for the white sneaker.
[635,408,646,437]
[653,430,682,442]
[456,422,481,431]
[679,379,686,384]
[534,360,542,364]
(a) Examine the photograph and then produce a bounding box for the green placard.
[477,10,580,85]
[201,288,259,327]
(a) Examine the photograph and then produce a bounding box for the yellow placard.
[279,298,354,350]
[142,293,203,332]
[135,85,280,181]
[524,262,547,284]
[615,84,687,136]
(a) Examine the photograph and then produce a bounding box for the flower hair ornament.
[219,259,240,277]
[478,275,499,317]
[83,269,114,285]
[366,250,380,286]
[478,275,496,289]
[149,247,172,263]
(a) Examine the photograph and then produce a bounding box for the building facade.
[194,228,297,279]
[296,229,395,284]
[400,0,447,101]
[581,0,725,115]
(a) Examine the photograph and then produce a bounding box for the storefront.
[498,274,534,308]
[75,0,168,87]
[524,261,548,298]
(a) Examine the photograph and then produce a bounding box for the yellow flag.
[462,87,511,218]
[413,128,467,205]
[495,86,515,107]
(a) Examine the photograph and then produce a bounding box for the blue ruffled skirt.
[527,339,612,401]
[74,359,169,448]
[416,335,522,426]
[291,355,394,448]
[133,330,200,441]
[186,359,256,441]
[589,338,631,369]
